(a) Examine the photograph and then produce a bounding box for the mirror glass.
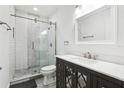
[75,5,116,44]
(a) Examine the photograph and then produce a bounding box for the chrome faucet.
[92,55,97,60]
[82,52,96,60]
[83,52,91,59]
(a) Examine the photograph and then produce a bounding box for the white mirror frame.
[75,5,117,45]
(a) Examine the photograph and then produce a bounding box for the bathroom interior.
[1,4,124,88]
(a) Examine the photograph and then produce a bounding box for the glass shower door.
[27,20,55,74]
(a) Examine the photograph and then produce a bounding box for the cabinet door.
[122,82,124,88]
[76,67,91,88]
[65,62,77,88]
[93,76,121,88]
[65,62,91,88]
[56,58,66,88]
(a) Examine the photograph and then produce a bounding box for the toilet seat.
[40,65,56,85]
[40,65,56,76]
[41,65,56,71]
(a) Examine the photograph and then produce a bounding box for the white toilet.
[40,65,56,85]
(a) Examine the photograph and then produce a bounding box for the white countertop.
[56,55,124,82]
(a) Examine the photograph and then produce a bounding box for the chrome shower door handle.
[0,67,2,70]
[50,43,52,47]
[32,42,34,50]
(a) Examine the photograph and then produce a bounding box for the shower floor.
[13,66,42,81]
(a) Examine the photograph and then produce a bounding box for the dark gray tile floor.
[10,79,37,88]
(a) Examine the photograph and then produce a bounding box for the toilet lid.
[41,65,56,71]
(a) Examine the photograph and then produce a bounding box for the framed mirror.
[75,5,117,44]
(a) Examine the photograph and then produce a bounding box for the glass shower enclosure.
[27,20,56,74]
[13,14,56,80]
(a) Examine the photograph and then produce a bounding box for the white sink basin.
[56,55,98,64]
[70,57,97,64]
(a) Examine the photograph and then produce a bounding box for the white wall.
[50,5,124,65]
[0,5,11,88]
[50,6,75,54]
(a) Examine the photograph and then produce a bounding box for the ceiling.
[15,5,59,18]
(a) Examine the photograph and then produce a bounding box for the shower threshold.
[11,66,43,84]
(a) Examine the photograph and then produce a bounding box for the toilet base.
[43,72,56,86]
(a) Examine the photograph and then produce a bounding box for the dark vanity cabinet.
[56,58,124,88]
[56,58,91,88]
